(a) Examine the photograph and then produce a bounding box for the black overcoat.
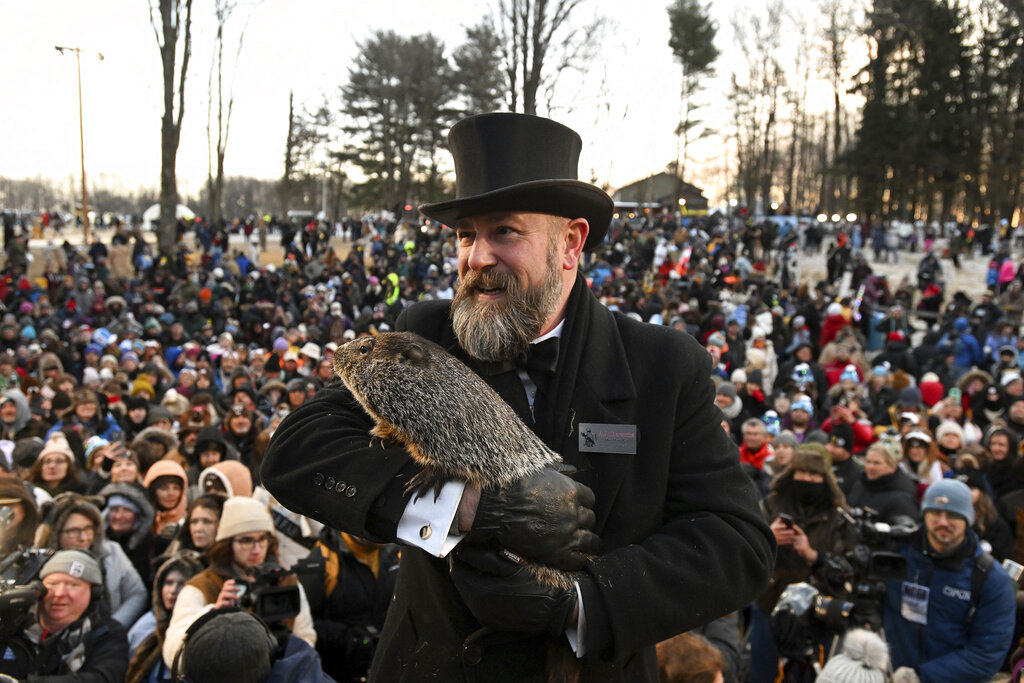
[261,276,774,682]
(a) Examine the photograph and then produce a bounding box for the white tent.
[142,203,194,230]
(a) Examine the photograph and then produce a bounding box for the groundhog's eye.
[359,343,372,355]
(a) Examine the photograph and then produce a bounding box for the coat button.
[345,486,357,498]
[325,476,336,490]
[420,524,431,540]
[463,642,482,666]
[313,473,324,486]
[335,481,347,493]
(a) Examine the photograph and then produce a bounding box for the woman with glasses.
[27,431,84,496]
[36,492,148,628]
[161,496,316,667]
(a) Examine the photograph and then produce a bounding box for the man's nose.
[466,238,497,270]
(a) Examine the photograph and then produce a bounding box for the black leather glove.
[450,545,578,636]
[470,467,599,571]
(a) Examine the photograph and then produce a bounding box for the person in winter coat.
[296,527,400,682]
[883,480,1015,682]
[99,481,157,587]
[749,447,855,683]
[0,388,31,441]
[197,461,253,499]
[981,424,1022,499]
[0,474,39,557]
[163,493,226,558]
[826,422,866,497]
[35,493,149,628]
[0,549,130,681]
[954,464,1015,562]
[162,497,316,667]
[125,551,205,683]
[143,460,189,557]
[941,317,985,378]
[46,387,123,445]
[846,440,919,523]
[188,424,236,486]
[27,431,85,497]
[819,302,851,347]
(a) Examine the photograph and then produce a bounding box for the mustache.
[459,268,515,292]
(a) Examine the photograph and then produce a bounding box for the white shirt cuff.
[566,581,586,657]
[396,480,466,557]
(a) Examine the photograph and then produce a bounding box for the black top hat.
[419,113,613,251]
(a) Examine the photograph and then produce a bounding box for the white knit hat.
[215,496,273,542]
[38,432,75,464]
[816,629,889,683]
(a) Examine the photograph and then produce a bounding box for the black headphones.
[170,606,277,683]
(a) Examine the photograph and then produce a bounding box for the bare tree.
[493,0,603,115]
[729,0,785,212]
[150,0,193,255]
[667,0,720,196]
[206,0,254,227]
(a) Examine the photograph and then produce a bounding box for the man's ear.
[562,218,589,270]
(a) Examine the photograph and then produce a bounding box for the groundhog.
[334,331,582,682]
[333,331,564,492]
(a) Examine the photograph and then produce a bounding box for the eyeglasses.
[233,534,270,549]
[61,525,94,538]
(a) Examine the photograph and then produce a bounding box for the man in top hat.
[883,480,1015,682]
[261,112,773,681]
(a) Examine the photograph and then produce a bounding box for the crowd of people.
[0,194,1023,682]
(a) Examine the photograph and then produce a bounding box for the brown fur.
[334,332,581,681]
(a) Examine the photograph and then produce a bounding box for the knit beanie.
[829,423,855,451]
[179,609,274,683]
[922,479,975,524]
[38,432,75,465]
[840,364,859,383]
[40,549,103,585]
[816,629,889,683]
[215,496,273,542]
[716,382,738,400]
[935,421,965,444]
[774,431,799,449]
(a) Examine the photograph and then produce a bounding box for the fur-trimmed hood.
[151,550,205,633]
[98,481,155,551]
[35,491,106,554]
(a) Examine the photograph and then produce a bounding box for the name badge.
[901,582,929,625]
[579,423,637,454]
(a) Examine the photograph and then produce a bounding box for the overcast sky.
[1,0,799,207]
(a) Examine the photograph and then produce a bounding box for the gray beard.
[451,253,562,363]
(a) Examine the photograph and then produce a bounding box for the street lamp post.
[55,45,103,245]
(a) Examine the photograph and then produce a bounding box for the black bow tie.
[478,337,560,377]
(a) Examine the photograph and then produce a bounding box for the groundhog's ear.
[402,344,426,364]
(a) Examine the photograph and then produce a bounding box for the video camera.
[236,564,300,625]
[235,563,300,658]
[772,508,918,663]
[0,548,54,640]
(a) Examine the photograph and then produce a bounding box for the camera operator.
[162,496,316,668]
[883,479,1015,683]
[749,446,856,683]
[0,549,129,680]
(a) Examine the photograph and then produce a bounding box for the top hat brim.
[419,179,612,252]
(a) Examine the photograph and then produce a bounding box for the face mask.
[791,480,831,508]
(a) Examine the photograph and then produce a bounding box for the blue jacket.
[883,531,1015,682]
